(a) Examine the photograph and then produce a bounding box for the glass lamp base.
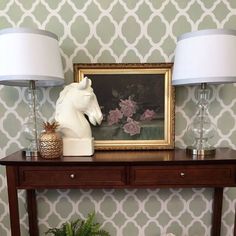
[22,149,40,157]
[186,146,216,156]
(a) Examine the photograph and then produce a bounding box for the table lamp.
[0,28,64,157]
[172,29,236,156]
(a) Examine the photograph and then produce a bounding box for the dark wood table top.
[1,148,236,166]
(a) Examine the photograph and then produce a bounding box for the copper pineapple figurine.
[39,121,63,159]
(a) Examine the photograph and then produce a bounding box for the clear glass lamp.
[172,29,236,156]
[0,28,64,157]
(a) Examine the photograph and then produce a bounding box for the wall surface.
[1,1,236,236]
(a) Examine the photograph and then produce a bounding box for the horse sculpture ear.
[77,77,88,90]
[84,77,92,87]
[77,77,92,90]
[88,78,92,86]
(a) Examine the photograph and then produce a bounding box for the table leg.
[234,204,236,236]
[27,189,39,236]
[211,187,223,236]
[6,166,21,236]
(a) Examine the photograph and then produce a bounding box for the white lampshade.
[172,29,236,85]
[0,28,64,87]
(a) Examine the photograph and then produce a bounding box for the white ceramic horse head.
[55,77,103,139]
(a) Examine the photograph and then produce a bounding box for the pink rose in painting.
[140,109,157,121]
[123,118,141,136]
[107,108,123,125]
[119,97,137,118]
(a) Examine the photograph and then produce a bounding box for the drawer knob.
[180,172,185,177]
[70,173,75,179]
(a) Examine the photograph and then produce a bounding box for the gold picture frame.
[73,63,175,150]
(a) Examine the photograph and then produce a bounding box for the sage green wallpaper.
[0,1,236,236]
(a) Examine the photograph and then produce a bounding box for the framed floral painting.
[73,63,175,150]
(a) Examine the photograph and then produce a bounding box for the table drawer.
[130,165,235,187]
[19,166,127,188]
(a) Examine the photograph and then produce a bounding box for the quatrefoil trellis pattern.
[0,1,236,235]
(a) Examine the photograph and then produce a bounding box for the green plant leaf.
[45,212,110,236]
[65,222,73,236]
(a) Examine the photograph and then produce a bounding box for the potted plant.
[45,212,110,236]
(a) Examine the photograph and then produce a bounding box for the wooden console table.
[1,148,236,236]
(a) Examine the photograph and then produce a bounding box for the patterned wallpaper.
[0,1,236,235]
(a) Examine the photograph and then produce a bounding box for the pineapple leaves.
[43,121,60,132]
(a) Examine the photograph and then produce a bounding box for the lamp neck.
[201,83,207,90]
[29,80,36,90]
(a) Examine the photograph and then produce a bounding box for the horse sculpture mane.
[55,77,103,139]
[55,83,81,114]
